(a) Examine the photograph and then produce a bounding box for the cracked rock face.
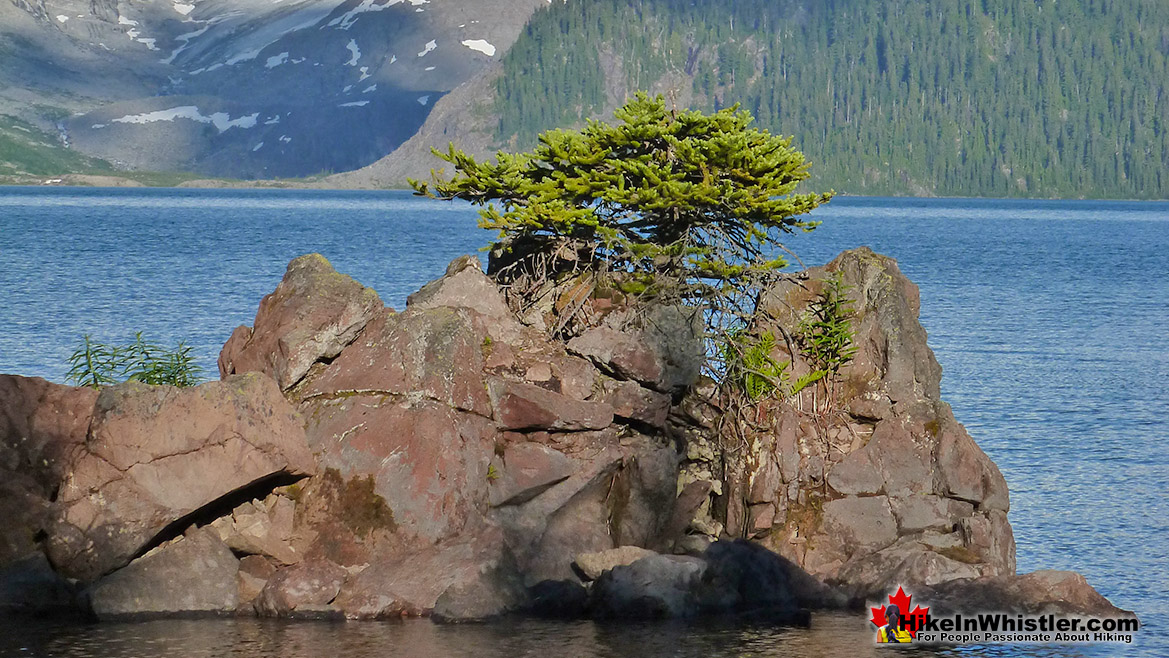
[47,373,316,582]
[682,247,1015,599]
[219,253,384,392]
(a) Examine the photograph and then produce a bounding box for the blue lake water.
[0,187,1166,657]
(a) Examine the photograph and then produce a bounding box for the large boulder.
[302,396,495,545]
[85,527,239,619]
[0,376,97,566]
[252,558,348,617]
[218,253,383,391]
[915,570,1135,617]
[47,374,316,582]
[590,553,707,619]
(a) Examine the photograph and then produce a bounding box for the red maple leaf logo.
[869,586,930,638]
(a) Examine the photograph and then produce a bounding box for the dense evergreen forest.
[494,0,1169,198]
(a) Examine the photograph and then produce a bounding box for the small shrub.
[65,332,204,388]
[795,272,858,409]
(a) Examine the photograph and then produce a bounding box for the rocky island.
[0,248,1131,625]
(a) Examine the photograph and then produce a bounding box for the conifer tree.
[412,93,833,341]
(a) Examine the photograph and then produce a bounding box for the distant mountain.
[4,0,1168,198]
[0,0,544,179]
[352,0,1169,199]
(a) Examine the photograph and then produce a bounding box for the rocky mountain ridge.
[0,0,544,178]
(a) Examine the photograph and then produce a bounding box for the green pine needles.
[412,93,832,329]
[66,332,203,389]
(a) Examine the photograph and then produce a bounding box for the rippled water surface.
[1,188,1166,656]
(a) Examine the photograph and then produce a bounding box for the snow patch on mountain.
[161,25,211,65]
[328,0,403,30]
[461,39,496,56]
[112,106,260,132]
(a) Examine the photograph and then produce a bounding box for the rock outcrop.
[209,254,698,620]
[678,248,1017,601]
[219,254,383,392]
[0,376,96,566]
[0,248,1128,624]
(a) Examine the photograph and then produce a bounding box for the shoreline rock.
[0,249,1131,624]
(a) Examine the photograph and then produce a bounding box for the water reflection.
[1,614,1112,658]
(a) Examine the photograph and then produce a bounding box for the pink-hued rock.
[488,378,613,432]
[407,255,520,337]
[594,377,671,428]
[300,306,492,416]
[253,558,348,617]
[218,253,383,391]
[0,375,97,494]
[47,374,316,582]
[488,442,576,507]
[238,555,278,606]
[333,525,508,619]
[834,537,982,596]
[937,419,1011,511]
[814,496,899,562]
[568,328,663,386]
[302,395,495,544]
[695,248,1017,594]
[0,375,97,564]
[209,494,301,565]
[568,305,704,395]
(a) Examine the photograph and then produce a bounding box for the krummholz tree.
[412,93,832,388]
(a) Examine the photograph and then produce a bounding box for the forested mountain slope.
[484,0,1168,198]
